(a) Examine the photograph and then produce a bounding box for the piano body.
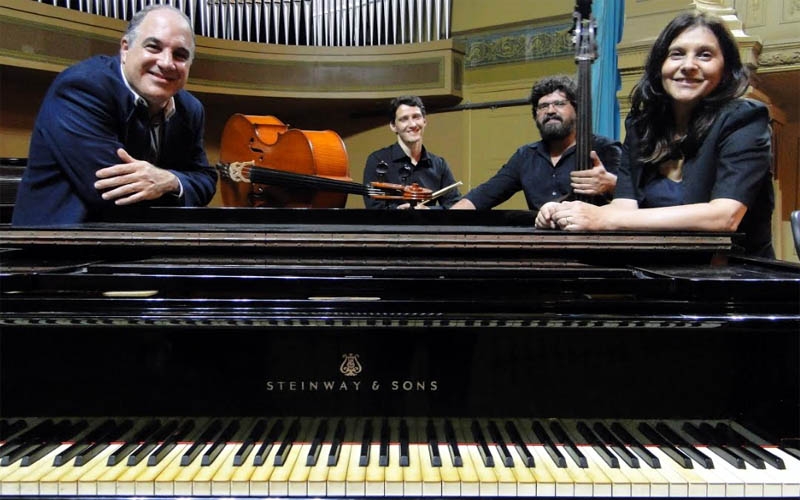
[0,208,798,498]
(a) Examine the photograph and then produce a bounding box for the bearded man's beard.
[536,115,575,141]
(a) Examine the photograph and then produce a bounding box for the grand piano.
[1,207,799,498]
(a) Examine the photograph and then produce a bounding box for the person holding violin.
[362,95,461,209]
[449,75,621,212]
[535,12,774,258]
[12,5,217,226]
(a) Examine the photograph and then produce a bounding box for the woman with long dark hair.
[536,12,774,257]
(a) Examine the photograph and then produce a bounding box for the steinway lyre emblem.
[340,353,362,377]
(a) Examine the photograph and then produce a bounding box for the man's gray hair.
[123,5,195,58]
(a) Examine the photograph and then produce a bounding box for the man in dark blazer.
[12,4,217,226]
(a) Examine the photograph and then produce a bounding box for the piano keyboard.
[1,417,798,497]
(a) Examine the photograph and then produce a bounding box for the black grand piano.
[1,208,798,498]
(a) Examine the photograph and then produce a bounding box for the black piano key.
[128,419,179,467]
[107,419,160,466]
[54,418,116,466]
[234,419,267,466]
[358,419,372,467]
[576,421,618,468]
[684,422,750,470]
[638,422,693,469]
[379,419,390,467]
[181,419,219,466]
[305,420,328,467]
[0,420,27,442]
[426,420,442,467]
[713,424,766,470]
[656,422,714,469]
[549,420,587,468]
[399,419,410,467]
[609,422,658,469]
[0,419,55,464]
[273,419,300,466]
[3,442,41,466]
[151,419,195,466]
[444,419,463,467]
[781,445,800,461]
[504,420,534,467]
[487,420,513,467]
[148,440,178,467]
[253,419,283,466]
[75,419,134,467]
[655,422,713,469]
[705,423,766,470]
[203,420,240,467]
[715,423,783,469]
[531,420,566,468]
[592,422,639,468]
[21,419,86,467]
[327,419,346,467]
[470,420,494,468]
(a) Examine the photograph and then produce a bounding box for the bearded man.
[449,75,621,212]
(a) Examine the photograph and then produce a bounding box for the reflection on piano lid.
[0,417,799,498]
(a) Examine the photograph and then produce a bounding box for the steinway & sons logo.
[265,353,438,392]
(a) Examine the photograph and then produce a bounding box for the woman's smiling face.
[661,25,725,114]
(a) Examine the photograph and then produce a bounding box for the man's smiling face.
[121,8,194,112]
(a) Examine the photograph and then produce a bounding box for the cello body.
[218,114,351,208]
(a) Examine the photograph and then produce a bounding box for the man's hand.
[535,201,560,228]
[94,148,180,205]
[569,151,617,196]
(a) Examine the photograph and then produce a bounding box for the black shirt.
[616,99,774,257]
[462,135,622,212]
[362,143,461,209]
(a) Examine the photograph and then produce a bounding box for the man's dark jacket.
[13,55,217,226]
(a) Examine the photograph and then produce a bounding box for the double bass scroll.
[572,0,598,203]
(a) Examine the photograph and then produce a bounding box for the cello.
[217,114,353,208]
[217,114,440,208]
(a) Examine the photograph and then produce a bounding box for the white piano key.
[528,445,575,497]
[383,442,404,496]
[53,443,120,496]
[268,435,304,497]
[556,444,595,497]
[191,443,237,496]
[617,445,671,497]
[306,442,333,496]
[402,437,423,497]
[649,446,711,497]
[325,439,353,497]
[130,442,188,496]
[430,418,462,496]
[364,443,385,496]
[651,448,725,497]
[210,443,249,496]
[692,445,745,497]
[768,448,800,496]
[5,443,70,496]
[483,438,517,497]
[578,445,627,497]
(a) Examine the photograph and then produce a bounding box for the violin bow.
[416,181,463,206]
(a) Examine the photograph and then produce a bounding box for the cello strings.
[242,164,377,196]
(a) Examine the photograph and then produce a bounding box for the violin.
[217,114,445,208]
[217,160,436,204]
